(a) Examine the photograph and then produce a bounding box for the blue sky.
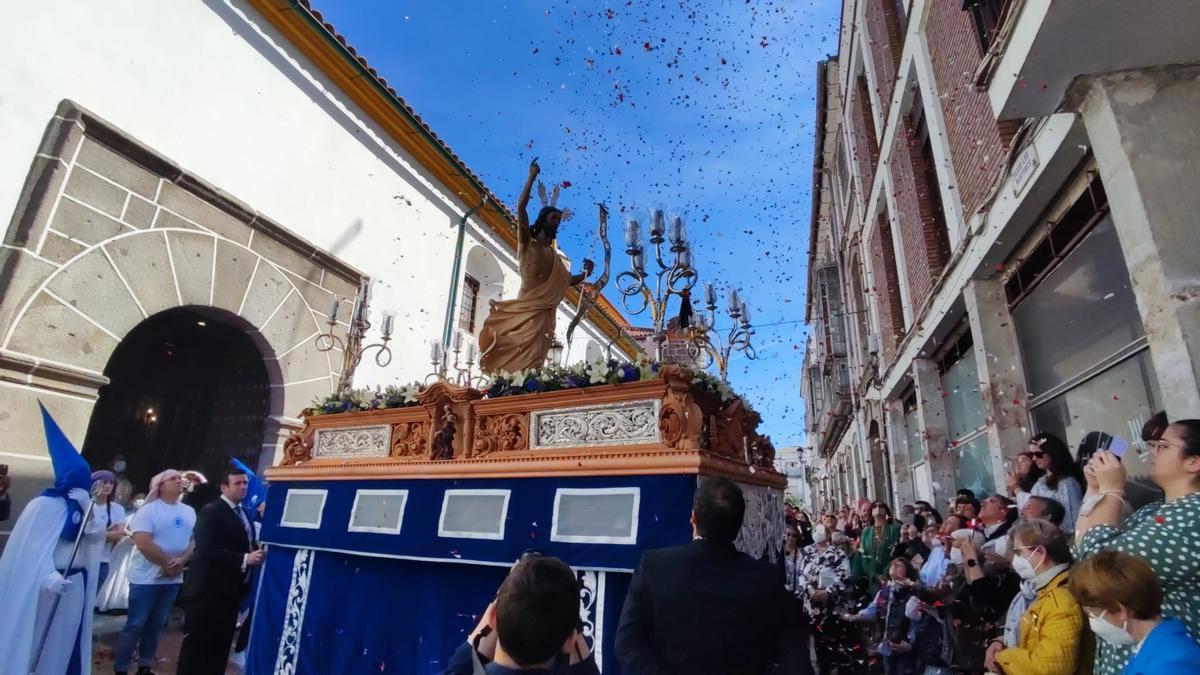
[311,0,842,447]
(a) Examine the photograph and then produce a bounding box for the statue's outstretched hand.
[582,258,595,277]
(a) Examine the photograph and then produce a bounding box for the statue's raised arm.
[516,158,539,250]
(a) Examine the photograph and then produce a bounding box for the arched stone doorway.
[82,307,272,495]
[0,102,364,525]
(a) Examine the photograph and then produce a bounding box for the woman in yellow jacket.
[985,519,1093,675]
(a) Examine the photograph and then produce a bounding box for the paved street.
[92,611,241,675]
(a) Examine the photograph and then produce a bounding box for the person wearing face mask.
[1075,419,1200,675]
[860,503,903,593]
[984,519,1090,675]
[1069,550,1200,675]
[798,524,854,675]
[109,454,134,508]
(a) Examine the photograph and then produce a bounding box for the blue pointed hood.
[38,401,92,540]
[231,457,267,522]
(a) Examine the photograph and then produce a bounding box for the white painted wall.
[0,0,622,389]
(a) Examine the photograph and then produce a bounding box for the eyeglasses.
[1028,451,1047,459]
[1149,439,1180,453]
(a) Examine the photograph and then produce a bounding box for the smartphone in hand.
[1108,436,1130,461]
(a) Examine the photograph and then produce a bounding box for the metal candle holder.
[687,282,756,381]
[425,331,489,388]
[315,283,393,395]
[615,208,698,361]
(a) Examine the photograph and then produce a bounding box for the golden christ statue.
[478,158,595,373]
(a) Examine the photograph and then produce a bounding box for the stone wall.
[0,102,363,533]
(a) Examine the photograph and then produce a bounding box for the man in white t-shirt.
[114,469,196,675]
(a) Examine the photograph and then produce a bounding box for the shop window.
[1030,351,1163,507]
[281,489,326,529]
[439,489,511,540]
[953,435,995,497]
[348,489,408,535]
[552,488,640,545]
[1012,214,1145,399]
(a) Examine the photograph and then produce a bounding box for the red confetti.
[614,46,622,56]
[643,42,653,52]
[995,263,1006,272]
[1012,399,1021,405]
[1112,394,1119,400]
[1155,516,1165,525]
[561,180,572,188]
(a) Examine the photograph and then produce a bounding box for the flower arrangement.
[483,358,658,398]
[306,360,743,418]
[310,382,424,416]
[482,357,738,405]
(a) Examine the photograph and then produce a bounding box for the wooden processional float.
[245,365,786,675]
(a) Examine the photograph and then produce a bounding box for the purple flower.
[566,373,588,388]
[620,364,639,382]
[524,378,543,393]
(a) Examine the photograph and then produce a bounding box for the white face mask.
[950,548,965,565]
[1012,548,1043,580]
[1089,612,1137,646]
[812,526,829,544]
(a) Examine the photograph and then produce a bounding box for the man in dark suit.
[178,468,263,675]
[615,476,791,675]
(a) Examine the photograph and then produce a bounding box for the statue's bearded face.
[545,211,562,235]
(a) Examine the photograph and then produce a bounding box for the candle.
[740,302,752,325]
[466,342,477,363]
[624,219,641,249]
[729,289,741,316]
[430,340,441,363]
[453,331,463,351]
[329,297,340,322]
[651,209,665,237]
[381,311,394,337]
[705,283,716,307]
[669,215,686,245]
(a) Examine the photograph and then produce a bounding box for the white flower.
[588,360,611,384]
[510,370,527,388]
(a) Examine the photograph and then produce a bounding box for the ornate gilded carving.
[314,425,390,458]
[531,400,660,449]
[658,365,703,450]
[390,420,430,459]
[471,413,528,458]
[281,431,312,466]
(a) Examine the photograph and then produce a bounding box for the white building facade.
[0,0,635,540]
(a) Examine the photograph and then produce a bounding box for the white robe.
[0,495,104,675]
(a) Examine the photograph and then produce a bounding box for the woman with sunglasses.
[1075,419,1200,675]
[1013,433,1083,534]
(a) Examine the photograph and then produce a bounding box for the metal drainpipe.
[442,198,488,349]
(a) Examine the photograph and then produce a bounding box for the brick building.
[802,0,1200,512]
